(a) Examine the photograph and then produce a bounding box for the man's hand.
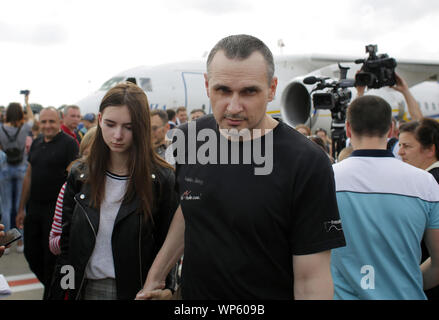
[135,280,166,300]
[355,70,366,97]
[390,72,422,121]
[0,224,5,258]
[16,209,26,230]
[136,289,173,300]
[391,73,409,94]
[356,85,366,97]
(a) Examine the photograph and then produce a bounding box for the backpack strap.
[1,125,23,143]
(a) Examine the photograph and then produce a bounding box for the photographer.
[21,91,35,126]
[356,72,422,121]
[356,72,423,157]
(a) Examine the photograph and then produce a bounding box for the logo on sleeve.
[324,219,343,232]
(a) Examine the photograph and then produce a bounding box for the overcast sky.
[1,0,438,108]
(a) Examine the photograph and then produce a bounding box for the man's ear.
[268,77,278,102]
[204,73,210,98]
[387,121,395,138]
[346,121,352,138]
[425,144,436,159]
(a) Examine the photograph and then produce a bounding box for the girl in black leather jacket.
[53,82,179,300]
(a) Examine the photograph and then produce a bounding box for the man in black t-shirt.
[137,35,345,300]
[16,107,78,299]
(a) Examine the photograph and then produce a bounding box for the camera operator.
[356,72,423,157]
[18,91,35,127]
[306,65,354,160]
[357,72,422,121]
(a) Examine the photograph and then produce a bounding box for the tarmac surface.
[0,241,44,300]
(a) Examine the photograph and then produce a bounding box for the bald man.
[16,107,78,299]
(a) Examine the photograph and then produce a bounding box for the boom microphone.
[303,76,318,85]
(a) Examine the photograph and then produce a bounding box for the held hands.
[136,289,173,300]
[135,279,172,300]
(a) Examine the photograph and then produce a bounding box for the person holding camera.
[0,96,34,254]
[356,72,423,157]
[357,72,422,121]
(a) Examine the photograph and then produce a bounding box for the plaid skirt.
[82,278,117,300]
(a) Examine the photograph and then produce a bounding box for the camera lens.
[355,72,376,87]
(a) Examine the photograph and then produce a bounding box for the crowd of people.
[0,34,438,301]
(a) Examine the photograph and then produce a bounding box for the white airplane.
[76,51,439,132]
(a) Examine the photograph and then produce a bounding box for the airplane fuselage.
[75,55,439,134]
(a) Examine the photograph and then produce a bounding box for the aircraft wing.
[307,54,439,87]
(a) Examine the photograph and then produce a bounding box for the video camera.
[20,90,30,95]
[311,80,353,111]
[303,65,355,112]
[355,45,397,89]
[303,65,355,160]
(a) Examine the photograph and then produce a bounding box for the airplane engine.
[280,76,317,128]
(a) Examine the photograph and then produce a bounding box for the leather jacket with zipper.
[57,161,179,300]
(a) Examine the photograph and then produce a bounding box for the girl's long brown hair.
[5,103,24,127]
[87,81,173,223]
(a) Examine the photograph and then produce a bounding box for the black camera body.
[313,84,352,111]
[355,45,397,89]
[20,90,30,95]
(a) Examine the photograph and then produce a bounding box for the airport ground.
[0,241,43,300]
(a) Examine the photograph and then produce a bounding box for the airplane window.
[425,102,429,110]
[433,103,437,110]
[99,77,124,90]
[140,78,153,92]
[126,77,137,85]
